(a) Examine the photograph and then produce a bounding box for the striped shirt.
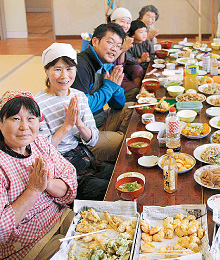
[35,89,99,154]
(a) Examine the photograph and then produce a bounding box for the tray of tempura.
[51,200,140,260]
[133,205,212,260]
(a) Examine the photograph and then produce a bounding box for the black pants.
[62,145,114,201]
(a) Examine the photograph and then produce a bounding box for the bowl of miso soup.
[115,176,145,200]
[127,137,151,156]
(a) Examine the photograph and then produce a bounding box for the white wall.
[25,0,51,12]
[4,0,27,38]
[52,0,219,36]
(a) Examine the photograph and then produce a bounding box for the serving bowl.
[160,40,173,49]
[155,49,169,59]
[115,176,144,200]
[211,42,220,50]
[142,78,160,94]
[127,137,151,156]
[177,110,197,122]
[167,86,185,97]
[135,103,155,115]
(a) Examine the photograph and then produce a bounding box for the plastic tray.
[176,101,203,114]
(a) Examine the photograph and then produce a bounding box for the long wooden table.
[104,62,219,244]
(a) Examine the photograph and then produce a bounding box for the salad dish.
[209,116,220,129]
[206,95,220,106]
[193,144,220,164]
[194,165,220,190]
[197,76,214,85]
[198,83,220,95]
[210,130,220,143]
[181,123,210,139]
[158,153,195,174]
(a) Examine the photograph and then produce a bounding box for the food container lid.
[176,101,203,110]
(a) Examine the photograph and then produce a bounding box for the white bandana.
[110,7,132,22]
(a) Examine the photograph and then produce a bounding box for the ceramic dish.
[194,165,220,190]
[131,131,153,140]
[152,63,165,69]
[198,70,207,76]
[138,155,158,168]
[197,76,214,85]
[198,84,220,95]
[193,43,207,49]
[206,107,220,117]
[207,194,220,211]
[193,143,220,164]
[176,93,206,102]
[176,57,190,65]
[154,58,165,64]
[145,122,165,133]
[158,153,196,174]
[168,48,181,53]
[210,130,220,143]
[181,123,211,139]
[206,95,220,106]
[173,44,183,49]
[137,97,157,104]
[200,47,212,52]
[164,80,182,89]
[117,172,145,184]
[184,42,194,47]
[209,116,220,129]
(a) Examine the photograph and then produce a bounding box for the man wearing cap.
[71,23,134,162]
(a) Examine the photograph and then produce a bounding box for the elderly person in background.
[0,90,77,260]
[109,7,144,101]
[138,5,159,42]
[35,43,114,201]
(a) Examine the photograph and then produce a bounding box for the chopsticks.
[59,229,107,242]
[128,103,158,108]
[142,249,194,256]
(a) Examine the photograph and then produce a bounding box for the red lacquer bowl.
[115,176,145,200]
[160,40,173,49]
[155,49,169,58]
[142,79,160,93]
[127,137,151,156]
[135,103,155,115]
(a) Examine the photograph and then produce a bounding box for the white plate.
[210,130,220,143]
[194,165,220,190]
[158,153,196,174]
[131,131,153,140]
[154,58,165,64]
[193,143,220,164]
[176,93,206,102]
[173,44,183,49]
[152,63,165,69]
[198,84,220,95]
[137,97,157,104]
[168,48,181,53]
[184,42,194,47]
[206,107,220,117]
[164,80,182,89]
[198,70,207,76]
[193,43,207,49]
[181,123,211,139]
[197,53,220,60]
[200,47,212,52]
[117,172,146,183]
[206,95,220,106]
[176,57,189,65]
[209,116,220,129]
[138,155,159,168]
[145,122,165,133]
[207,194,220,211]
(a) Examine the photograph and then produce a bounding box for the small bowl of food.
[160,40,173,49]
[177,110,197,123]
[155,49,169,59]
[115,176,145,200]
[135,103,155,115]
[142,79,160,93]
[167,86,185,97]
[211,42,220,50]
[127,137,151,156]
[158,77,168,86]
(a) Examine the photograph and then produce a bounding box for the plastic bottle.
[184,53,199,92]
[165,107,181,152]
[211,54,218,76]
[163,149,178,193]
[202,51,210,73]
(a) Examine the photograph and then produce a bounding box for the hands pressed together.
[139,52,150,63]
[122,37,133,53]
[105,65,124,86]
[147,29,159,41]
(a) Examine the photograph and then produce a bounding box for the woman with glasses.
[138,5,159,42]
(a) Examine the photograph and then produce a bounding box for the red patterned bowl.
[161,40,173,49]
[155,49,169,58]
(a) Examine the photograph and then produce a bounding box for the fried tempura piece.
[178,236,190,248]
[175,227,185,237]
[68,243,77,260]
[75,219,95,233]
[190,233,201,245]
[164,217,174,227]
[141,233,152,242]
[80,208,101,223]
[104,211,117,231]
[125,225,135,239]
[117,221,130,233]
[141,242,156,253]
[175,213,184,221]
[152,230,164,242]
[81,234,97,243]
[186,215,196,221]
[149,225,162,235]
[88,240,102,250]
[140,220,150,233]
[112,215,124,227]
[164,228,174,239]
[173,219,181,229]
[188,242,199,253]
[198,228,206,239]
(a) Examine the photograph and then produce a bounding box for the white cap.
[42,43,77,67]
[110,7,132,22]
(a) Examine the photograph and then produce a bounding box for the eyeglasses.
[104,40,123,51]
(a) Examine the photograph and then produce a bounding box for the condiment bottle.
[202,51,210,73]
[163,149,178,193]
[211,54,218,76]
